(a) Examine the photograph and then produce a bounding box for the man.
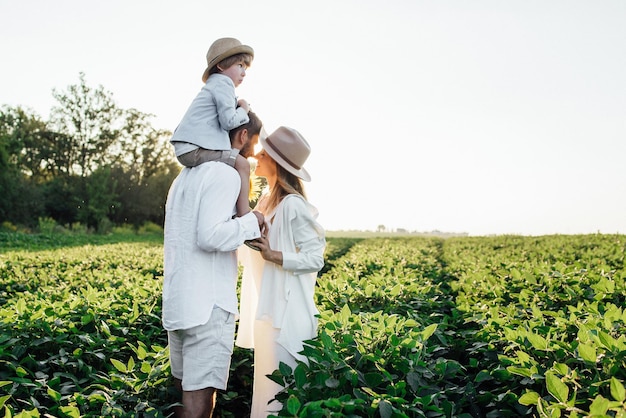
[163,111,264,417]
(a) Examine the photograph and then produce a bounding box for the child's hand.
[237,99,250,113]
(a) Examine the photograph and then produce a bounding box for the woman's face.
[254,149,277,180]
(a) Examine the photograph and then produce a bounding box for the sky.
[2,0,625,236]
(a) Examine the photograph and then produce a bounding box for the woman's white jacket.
[236,194,326,361]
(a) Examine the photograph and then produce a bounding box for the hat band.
[265,137,301,169]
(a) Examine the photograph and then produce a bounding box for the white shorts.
[168,307,236,391]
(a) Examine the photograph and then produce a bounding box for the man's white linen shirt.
[163,162,260,331]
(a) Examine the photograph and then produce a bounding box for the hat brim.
[202,45,254,83]
[260,135,311,182]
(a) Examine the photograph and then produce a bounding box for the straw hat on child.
[202,37,254,83]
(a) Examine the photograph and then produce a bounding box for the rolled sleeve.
[196,165,261,251]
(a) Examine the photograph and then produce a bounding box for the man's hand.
[252,210,265,232]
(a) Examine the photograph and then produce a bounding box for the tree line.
[0,73,180,233]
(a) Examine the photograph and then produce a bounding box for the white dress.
[236,194,326,417]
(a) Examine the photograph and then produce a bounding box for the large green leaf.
[546,372,569,404]
[610,377,625,402]
[518,391,540,406]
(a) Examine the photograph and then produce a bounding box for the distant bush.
[37,217,57,234]
[112,224,136,235]
[139,221,163,235]
[98,216,114,234]
[0,221,18,232]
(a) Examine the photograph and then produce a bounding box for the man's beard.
[239,141,254,158]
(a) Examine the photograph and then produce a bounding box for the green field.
[1,232,624,417]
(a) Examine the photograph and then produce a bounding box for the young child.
[170,37,254,217]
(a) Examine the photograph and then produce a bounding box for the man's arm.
[196,164,261,251]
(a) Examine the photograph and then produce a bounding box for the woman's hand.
[253,235,283,266]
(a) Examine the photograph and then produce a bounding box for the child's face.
[221,62,248,87]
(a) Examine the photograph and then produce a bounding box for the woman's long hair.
[264,163,306,212]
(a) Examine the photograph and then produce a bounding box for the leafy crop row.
[1,234,624,417]
[272,235,625,417]
[444,235,626,417]
[272,237,476,417]
[0,243,170,417]
[0,237,363,417]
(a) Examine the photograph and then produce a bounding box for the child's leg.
[234,154,251,217]
[177,148,226,167]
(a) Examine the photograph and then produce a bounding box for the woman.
[236,126,326,417]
